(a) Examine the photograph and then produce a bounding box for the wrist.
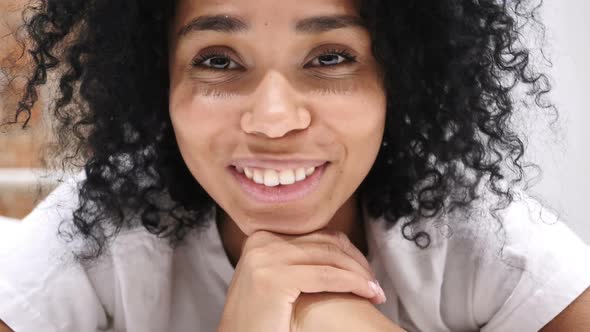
[293,293,405,332]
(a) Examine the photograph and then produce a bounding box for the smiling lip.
[230,158,327,171]
[228,162,328,204]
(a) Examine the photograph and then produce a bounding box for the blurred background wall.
[0,0,52,220]
[525,0,590,243]
[0,1,588,244]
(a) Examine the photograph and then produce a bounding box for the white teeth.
[263,169,280,187]
[239,165,321,187]
[279,169,296,185]
[253,169,264,184]
[244,167,253,179]
[295,168,306,181]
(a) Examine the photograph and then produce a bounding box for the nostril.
[240,106,311,138]
[296,106,311,129]
[240,112,254,134]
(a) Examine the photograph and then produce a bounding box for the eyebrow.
[177,15,249,37]
[295,15,365,33]
[177,14,365,38]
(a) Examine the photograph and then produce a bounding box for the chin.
[239,211,328,236]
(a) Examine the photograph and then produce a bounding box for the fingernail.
[376,280,387,303]
[369,280,380,297]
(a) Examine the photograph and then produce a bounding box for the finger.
[284,265,384,304]
[271,242,375,282]
[243,229,375,278]
[241,230,285,253]
[283,229,374,278]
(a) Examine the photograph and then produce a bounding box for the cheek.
[168,86,243,171]
[314,88,386,186]
[319,91,386,150]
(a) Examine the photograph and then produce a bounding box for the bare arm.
[0,320,14,332]
[540,287,590,331]
[293,293,405,332]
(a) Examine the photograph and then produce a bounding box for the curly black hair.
[3,0,554,261]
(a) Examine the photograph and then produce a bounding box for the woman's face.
[168,0,386,235]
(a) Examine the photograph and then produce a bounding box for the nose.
[240,71,311,138]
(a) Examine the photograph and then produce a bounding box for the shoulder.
[0,172,83,269]
[366,189,590,331]
[443,190,590,331]
[443,190,589,273]
[0,171,176,331]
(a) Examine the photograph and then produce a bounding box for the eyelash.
[191,48,358,70]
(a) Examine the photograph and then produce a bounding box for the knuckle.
[242,230,276,251]
[241,237,256,252]
[242,247,267,268]
[333,230,352,250]
[318,265,334,283]
[248,230,273,243]
[322,243,339,256]
[320,229,350,247]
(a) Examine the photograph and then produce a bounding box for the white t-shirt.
[1,175,589,332]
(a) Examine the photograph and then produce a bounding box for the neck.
[216,196,368,269]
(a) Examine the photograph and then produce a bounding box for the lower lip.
[229,163,328,204]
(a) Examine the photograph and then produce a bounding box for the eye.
[306,49,357,68]
[192,52,242,70]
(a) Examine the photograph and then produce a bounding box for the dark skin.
[216,195,369,268]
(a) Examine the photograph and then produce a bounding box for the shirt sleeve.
[0,177,111,332]
[473,193,590,332]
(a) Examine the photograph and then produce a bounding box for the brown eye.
[192,53,241,70]
[305,49,357,68]
[316,54,345,66]
[208,57,231,69]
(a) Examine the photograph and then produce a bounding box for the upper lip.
[230,158,328,170]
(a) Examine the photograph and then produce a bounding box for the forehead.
[173,0,361,30]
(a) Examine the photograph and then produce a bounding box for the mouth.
[228,162,329,204]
